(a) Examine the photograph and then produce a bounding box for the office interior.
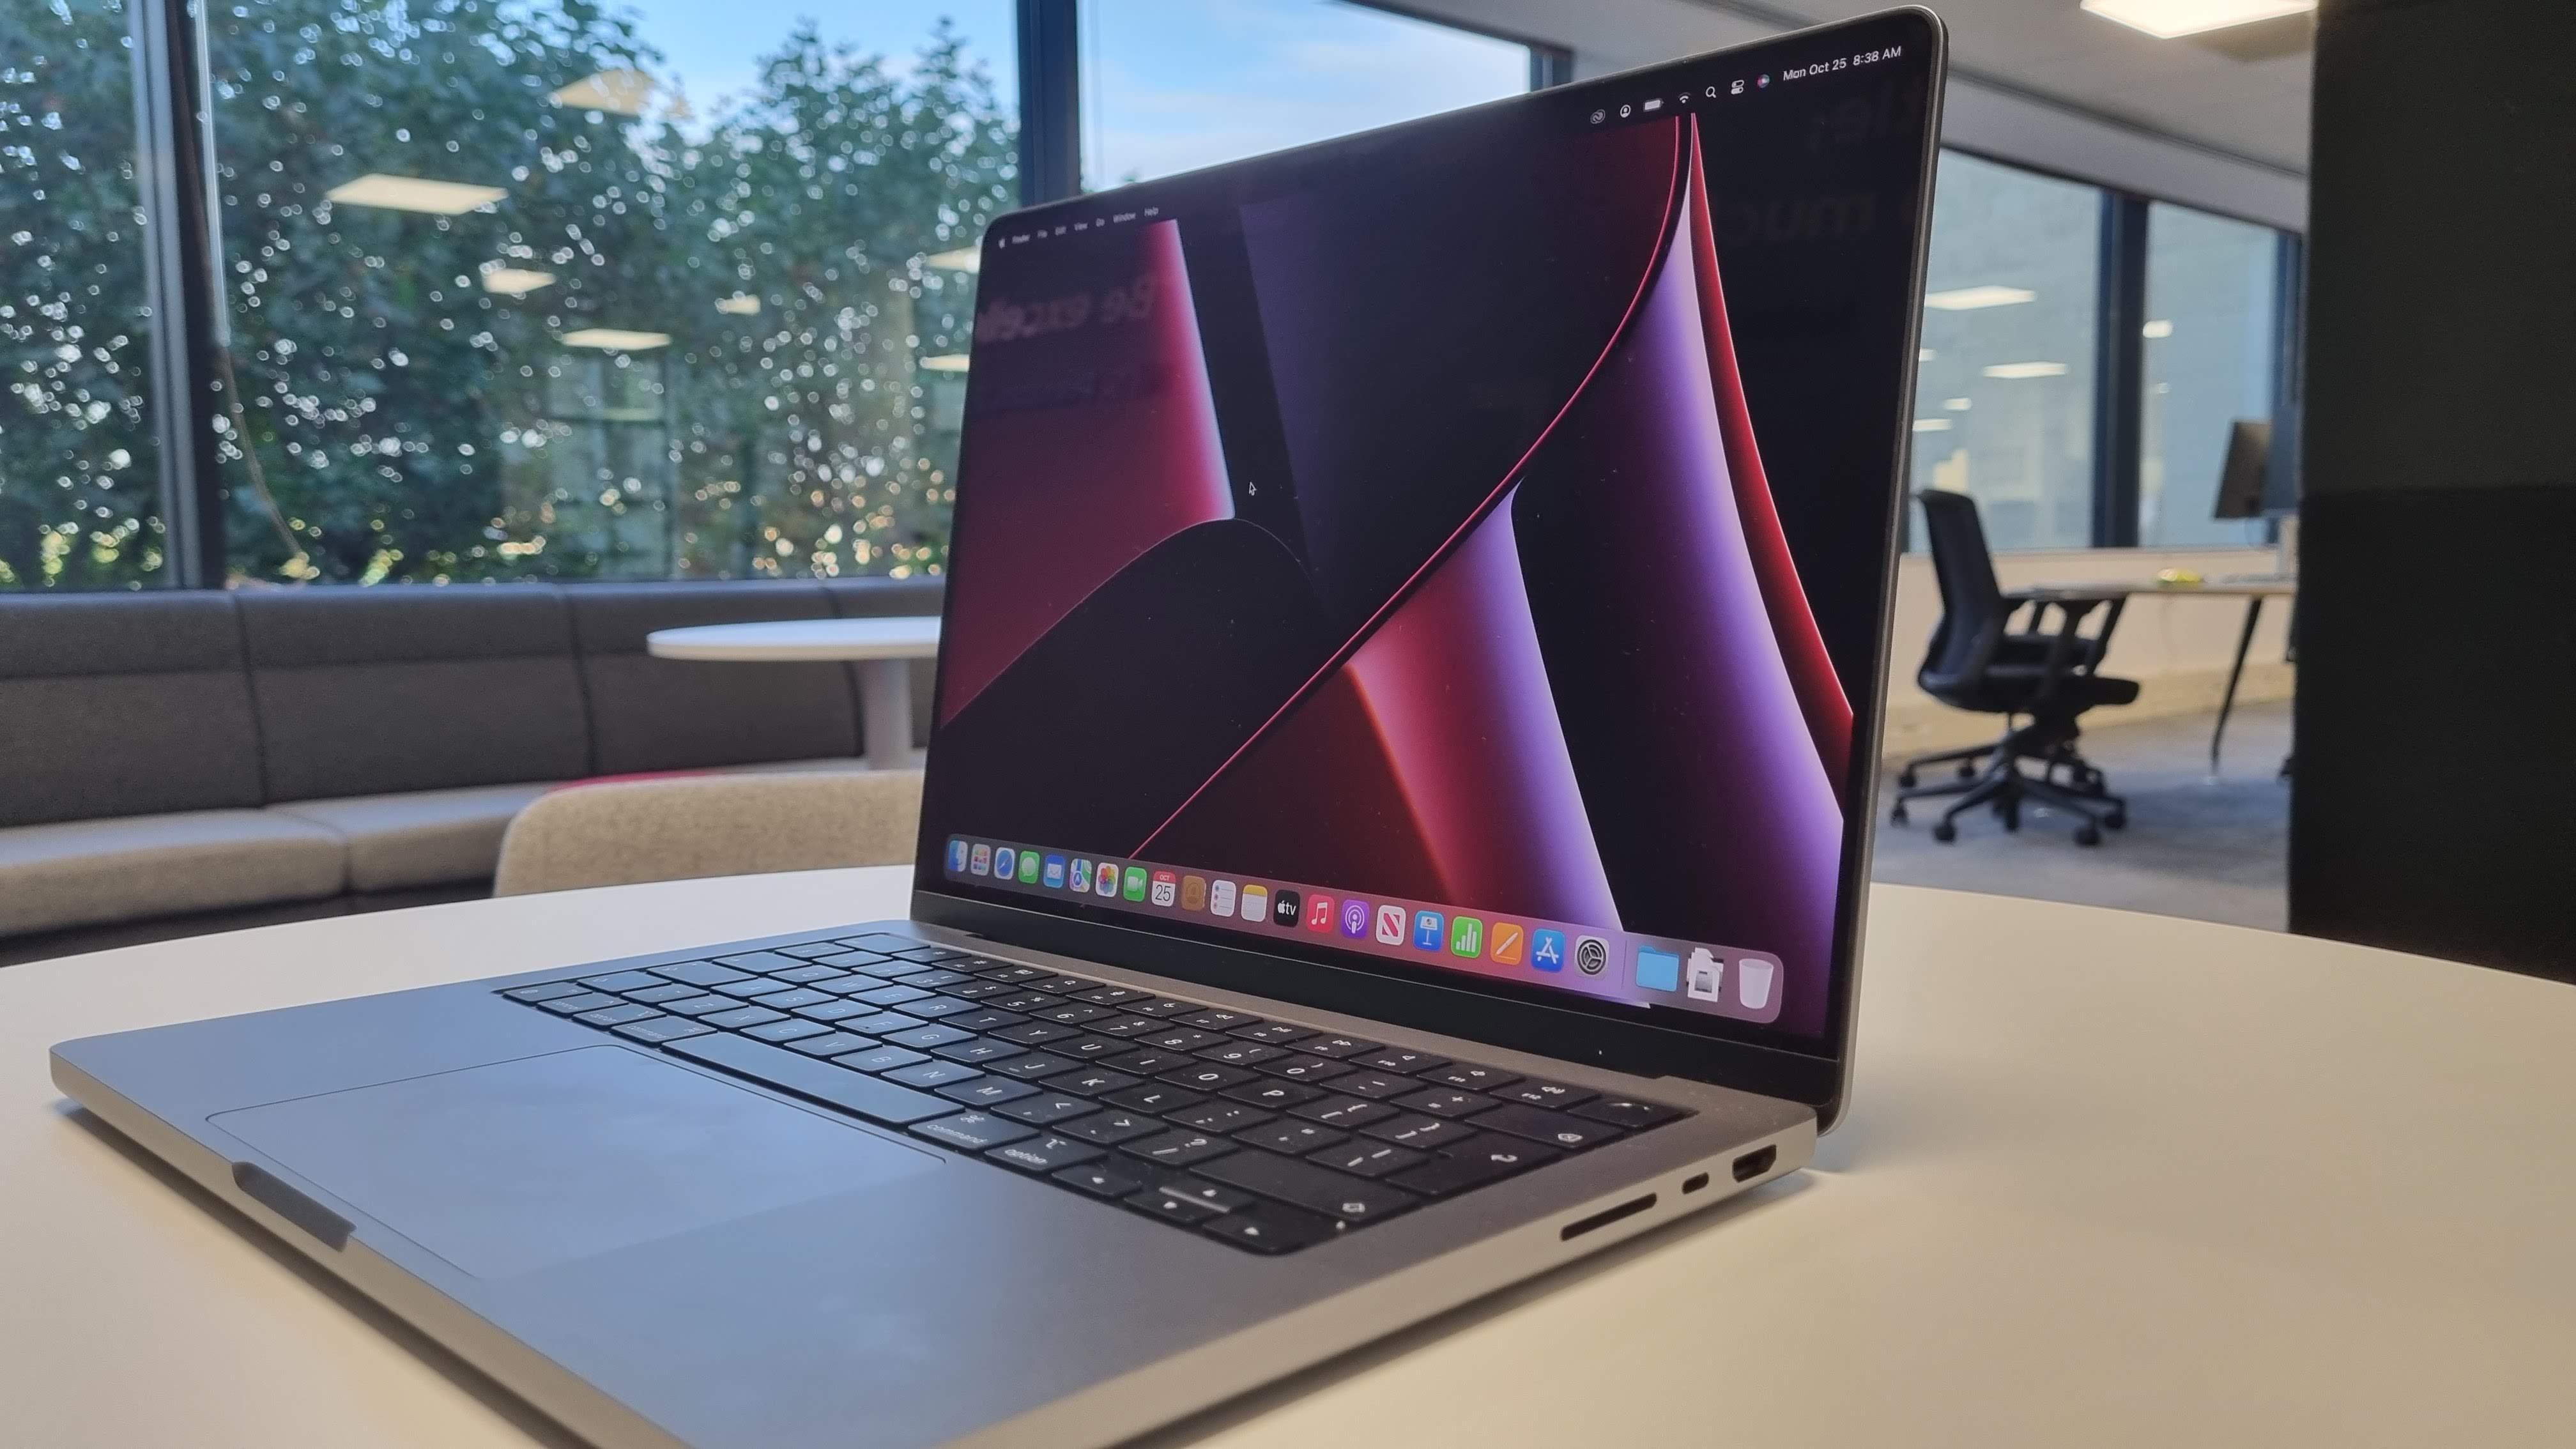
[1,0,2564,988]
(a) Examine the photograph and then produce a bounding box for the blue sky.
[618,0,1528,188]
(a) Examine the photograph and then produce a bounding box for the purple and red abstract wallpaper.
[924,63,1930,1041]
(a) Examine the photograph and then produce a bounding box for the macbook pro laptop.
[53,12,1943,1446]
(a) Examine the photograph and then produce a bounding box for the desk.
[646,617,940,770]
[2027,576,2296,772]
[8,872,2570,1447]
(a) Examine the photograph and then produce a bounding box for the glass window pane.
[1082,0,1529,187]
[1911,151,2101,552]
[2140,201,2278,548]
[205,0,1015,584]
[1,0,165,588]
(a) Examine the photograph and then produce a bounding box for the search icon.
[1705,84,1720,98]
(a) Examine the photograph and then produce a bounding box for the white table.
[646,617,940,770]
[8,872,2572,1447]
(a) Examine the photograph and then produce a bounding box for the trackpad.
[211,1046,939,1279]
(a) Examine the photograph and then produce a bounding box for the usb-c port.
[1681,1172,1710,1195]
[1731,1145,1776,1182]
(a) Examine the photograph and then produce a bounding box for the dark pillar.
[2290,0,2576,977]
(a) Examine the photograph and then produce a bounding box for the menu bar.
[944,837,1784,1025]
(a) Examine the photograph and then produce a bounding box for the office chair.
[1890,489,2138,846]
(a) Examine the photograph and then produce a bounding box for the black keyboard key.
[1037,1003,1112,1026]
[1141,1027,1224,1052]
[899,995,978,1020]
[613,1017,715,1045]
[1200,1202,1337,1254]
[1307,1140,1427,1178]
[885,1059,984,1089]
[994,1020,1081,1045]
[710,977,799,999]
[884,1023,974,1049]
[1328,1073,1416,1101]
[1126,997,1197,1016]
[715,950,806,973]
[1388,1133,1560,1195]
[1223,1080,1325,1110]
[913,1113,1035,1151]
[1031,975,1095,995]
[742,1017,833,1043]
[579,970,667,993]
[1061,1110,1164,1145]
[944,1009,1029,1034]
[1162,1063,1257,1092]
[1238,1121,1346,1154]
[1087,1016,1163,1038]
[785,1032,880,1058]
[896,947,976,964]
[1105,1049,1194,1075]
[976,965,1048,984]
[764,963,853,985]
[1103,1084,1206,1114]
[775,941,849,960]
[1194,1151,1418,1226]
[742,979,829,1005]
[939,1077,1036,1107]
[893,968,974,988]
[992,1052,1082,1080]
[657,993,739,1018]
[932,1037,1027,1066]
[1230,1022,1315,1045]
[1178,1009,1258,1031]
[1053,1036,1130,1060]
[993,1094,1096,1126]
[990,1135,1105,1173]
[832,1044,930,1073]
[988,992,1064,1014]
[1473,1103,1625,1151]
[837,933,925,952]
[1295,1034,1379,1059]
[1496,1079,1599,1110]
[1126,1188,1227,1223]
[1257,1055,1351,1084]
[666,1034,950,1125]
[652,961,751,987]
[1570,1097,1688,1130]
[1043,1068,1140,1097]
[1395,1087,1496,1118]
[803,974,882,995]
[1293,1097,1400,1130]
[1053,1162,1146,1197]
[622,981,710,1005]
[1354,1048,1447,1074]
[1426,1064,1522,1092]
[1161,1179,1257,1212]
[576,1002,664,1028]
[853,984,933,1007]
[942,980,1016,1001]
[813,949,895,972]
[1197,1042,1288,1068]
[703,1004,789,1030]
[1169,1101,1274,1134]
[1122,1130,1236,1168]
[1075,986,1151,1006]
[537,991,622,1016]
[792,999,881,1024]
[1363,1114,1480,1151]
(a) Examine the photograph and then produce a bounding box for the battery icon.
[1641,97,1663,112]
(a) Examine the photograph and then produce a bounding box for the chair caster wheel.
[1998,803,2020,831]
[1897,768,1919,788]
[2105,809,2128,830]
[2074,825,2103,847]
[1890,804,1910,825]
[1957,762,1977,779]
[1931,822,1957,843]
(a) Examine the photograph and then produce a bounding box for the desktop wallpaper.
[923,56,1931,1041]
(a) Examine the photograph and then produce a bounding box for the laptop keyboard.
[498,931,1690,1255]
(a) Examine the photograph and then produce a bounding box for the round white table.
[645,617,940,770]
[6,875,2570,1447]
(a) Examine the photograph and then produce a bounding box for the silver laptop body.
[53,13,1944,1448]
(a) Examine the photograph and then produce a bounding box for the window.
[1911,151,2102,552]
[1,0,165,588]
[203,0,1015,584]
[1079,0,1533,187]
[2139,201,2278,547]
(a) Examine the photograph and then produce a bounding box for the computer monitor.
[2214,418,2273,520]
[913,10,1940,1082]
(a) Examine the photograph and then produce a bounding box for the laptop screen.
[917,13,1936,1053]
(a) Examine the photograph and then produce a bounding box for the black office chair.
[1890,489,2138,846]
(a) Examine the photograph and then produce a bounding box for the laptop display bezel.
[907,8,1947,1131]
